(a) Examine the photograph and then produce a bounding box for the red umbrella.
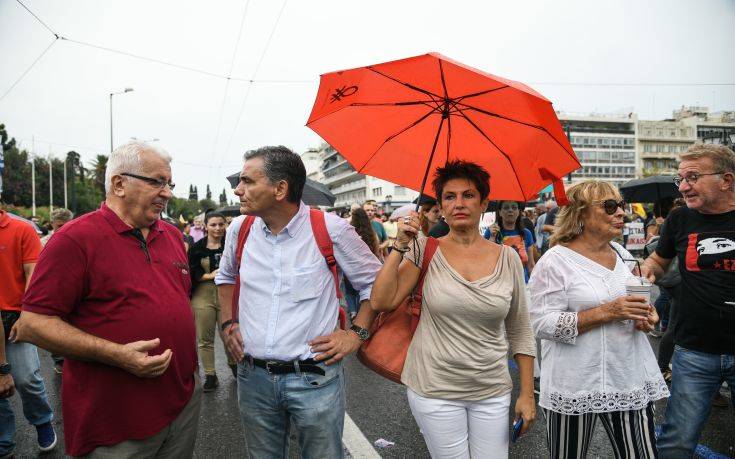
[306,52,579,205]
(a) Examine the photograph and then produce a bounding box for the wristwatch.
[349,324,370,341]
[220,319,238,332]
[0,363,11,375]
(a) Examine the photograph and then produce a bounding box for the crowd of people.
[0,139,733,458]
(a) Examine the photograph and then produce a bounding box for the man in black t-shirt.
[641,144,735,458]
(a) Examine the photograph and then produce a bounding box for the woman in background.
[343,208,382,319]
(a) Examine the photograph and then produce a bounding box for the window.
[643,144,652,153]
[372,187,382,197]
[394,186,406,196]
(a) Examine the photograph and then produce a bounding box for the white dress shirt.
[215,203,382,361]
[528,243,668,415]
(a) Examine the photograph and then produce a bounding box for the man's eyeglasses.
[594,199,626,215]
[673,172,723,187]
[121,173,176,190]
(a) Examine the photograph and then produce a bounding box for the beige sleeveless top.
[401,236,536,401]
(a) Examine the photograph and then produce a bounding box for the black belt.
[245,355,325,376]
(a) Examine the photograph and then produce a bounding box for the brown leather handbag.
[357,237,439,383]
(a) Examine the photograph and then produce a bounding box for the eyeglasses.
[673,172,723,187]
[594,199,626,215]
[121,173,176,190]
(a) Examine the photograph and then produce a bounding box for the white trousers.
[407,388,511,459]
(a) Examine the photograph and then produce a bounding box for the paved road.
[9,329,735,458]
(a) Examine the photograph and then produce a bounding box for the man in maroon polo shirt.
[13,140,200,458]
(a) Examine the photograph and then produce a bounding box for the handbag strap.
[411,237,440,305]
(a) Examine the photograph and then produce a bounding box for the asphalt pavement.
[8,321,735,458]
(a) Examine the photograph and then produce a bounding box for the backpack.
[231,208,346,330]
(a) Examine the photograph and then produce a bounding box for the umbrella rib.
[356,107,438,173]
[367,67,444,101]
[456,109,526,199]
[456,102,545,131]
[439,59,449,100]
[457,102,579,165]
[446,111,452,163]
[455,85,510,103]
[350,100,438,108]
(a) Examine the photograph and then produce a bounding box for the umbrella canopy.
[226,172,336,207]
[307,52,580,204]
[619,175,681,203]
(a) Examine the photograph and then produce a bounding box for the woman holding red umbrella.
[371,160,537,458]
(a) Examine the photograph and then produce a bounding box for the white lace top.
[528,243,669,415]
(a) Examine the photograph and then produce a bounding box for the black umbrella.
[226,173,336,207]
[214,205,242,217]
[619,175,681,203]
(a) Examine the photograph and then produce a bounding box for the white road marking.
[343,413,381,458]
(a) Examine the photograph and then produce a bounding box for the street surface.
[8,306,734,458]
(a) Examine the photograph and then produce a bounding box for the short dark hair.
[244,146,306,203]
[432,160,491,204]
[204,211,225,225]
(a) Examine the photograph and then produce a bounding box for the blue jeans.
[0,340,54,455]
[653,288,670,329]
[236,359,345,459]
[342,279,360,317]
[657,346,735,458]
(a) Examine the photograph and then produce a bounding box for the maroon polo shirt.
[22,202,196,457]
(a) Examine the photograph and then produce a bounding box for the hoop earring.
[577,222,584,234]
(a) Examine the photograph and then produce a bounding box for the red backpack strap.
[231,216,256,325]
[309,209,342,299]
[309,209,346,330]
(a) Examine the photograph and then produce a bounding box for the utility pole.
[49,146,53,214]
[63,156,68,208]
[31,136,36,217]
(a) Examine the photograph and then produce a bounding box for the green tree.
[91,155,108,194]
[205,184,212,200]
[219,188,227,206]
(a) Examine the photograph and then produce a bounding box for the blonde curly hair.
[549,180,622,247]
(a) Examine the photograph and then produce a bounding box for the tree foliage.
[1,123,216,222]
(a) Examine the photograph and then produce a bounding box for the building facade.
[558,112,638,188]
[636,120,696,175]
[311,143,418,213]
[675,106,735,148]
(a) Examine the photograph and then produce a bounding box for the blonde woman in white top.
[528,181,668,459]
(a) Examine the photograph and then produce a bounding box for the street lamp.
[109,87,134,152]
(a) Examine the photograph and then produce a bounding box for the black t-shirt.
[656,206,735,354]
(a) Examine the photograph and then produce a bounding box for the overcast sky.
[1,0,733,201]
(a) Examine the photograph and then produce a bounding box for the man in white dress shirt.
[216,146,382,458]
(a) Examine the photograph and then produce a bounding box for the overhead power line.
[16,0,58,38]
[0,38,58,102]
[210,0,252,178]
[220,0,290,165]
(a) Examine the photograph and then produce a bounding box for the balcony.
[323,168,360,187]
[329,177,366,194]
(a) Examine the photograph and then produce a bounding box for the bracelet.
[220,319,238,332]
[392,244,410,253]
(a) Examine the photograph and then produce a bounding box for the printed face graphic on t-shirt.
[696,237,735,255]
[686,232,735,272]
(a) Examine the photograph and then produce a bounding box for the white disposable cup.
[621,277,652,326]
[625,277,652,303]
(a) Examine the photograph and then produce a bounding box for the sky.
[1,0,734,202]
